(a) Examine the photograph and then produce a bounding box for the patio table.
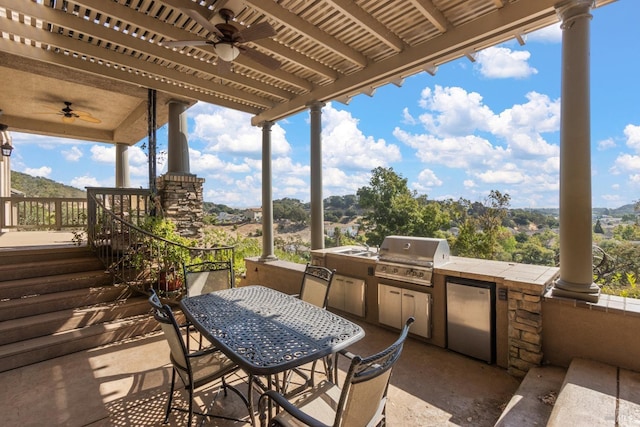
[180,285,365,420]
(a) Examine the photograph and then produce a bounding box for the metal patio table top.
[180,285,365,376]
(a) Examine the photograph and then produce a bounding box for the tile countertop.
[436,256,560,289]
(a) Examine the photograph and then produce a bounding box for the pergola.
[0,0,616,301]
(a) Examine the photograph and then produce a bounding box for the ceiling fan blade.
[78,115,102,124]
[181,8,224,38]
[216,60,233,75]
[236,22,276,43]
[162,40,212,48]
[241,46,281,70]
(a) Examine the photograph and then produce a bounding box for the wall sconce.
[0,124,13,157]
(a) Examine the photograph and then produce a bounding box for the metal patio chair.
[298,263,335,309]
[148,290,251,426]
[285,264,336,392]
[183,260,235,349]
[183,260,235,297]
[259,317,414,427]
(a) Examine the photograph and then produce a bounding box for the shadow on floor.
[0,322,520,426]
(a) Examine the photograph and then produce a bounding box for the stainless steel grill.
[374,236,450,286]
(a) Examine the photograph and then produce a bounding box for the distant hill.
[10,171,86,198]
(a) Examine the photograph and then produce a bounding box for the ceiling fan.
[40,101,102,124]
[163,8,281,70]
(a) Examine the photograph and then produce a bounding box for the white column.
[167,100,190,175]
[551,0,600,302]
[309,101,326,250]
[115,143,130,188]
[260,121,277,261]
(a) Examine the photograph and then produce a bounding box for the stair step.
[0,296,150,345]
[495,365,566,427]
[0,257,105,281]
[0,314,159,373]
[0,245,163,373]
[0,269,113,300]
[547,358,640,426]
[0,286,130,321]
[0,246,92,264]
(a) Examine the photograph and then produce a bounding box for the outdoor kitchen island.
[245,239,559,377]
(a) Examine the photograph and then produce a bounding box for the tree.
[356,167,449,245]
[594,219,604,234]
[273,198,308,223]
[452,190,511,259]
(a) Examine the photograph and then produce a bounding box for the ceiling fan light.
[215,42,240,62]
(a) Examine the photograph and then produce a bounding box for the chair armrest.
[186,345,222,358]
[338,349,357,360]
[258,390,330,427]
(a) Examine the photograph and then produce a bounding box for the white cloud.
[23,166,52,177]
[62,146,83,162]
[190,104,291,157]
[624,124,640,153]
[394,130,508,169]
[527,23,562,43]
[395,85,565,207]
[189,148,251,175]
[417,168,443,187]
[613,153,640,172]
[475,164,525,184]
[597,137,616,151]
[491,92,560,135]
[90,145,115,163]
[475,46,538,79]
[70,175,102,189]
[402,107,416,125]
[417,86,494,136]
[322,103,402,170]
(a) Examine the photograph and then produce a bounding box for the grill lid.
[378,236,450,267]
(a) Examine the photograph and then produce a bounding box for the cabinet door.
[378,284,402,329]
[343,276,365,317]
[402,290,431,338]
[328,275,345,311]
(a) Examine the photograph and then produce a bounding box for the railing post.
[0,197,6,229]
[55,199,63,230]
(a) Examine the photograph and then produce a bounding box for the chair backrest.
[148,290,189,369]
[335,317,414,427]
[299,263,335,309]
[183,260,234,297]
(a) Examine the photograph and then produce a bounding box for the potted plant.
[137,216,195,300]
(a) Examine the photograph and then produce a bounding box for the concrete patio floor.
[0,319,520,427]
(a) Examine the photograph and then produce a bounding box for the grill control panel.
[375,262,433,286]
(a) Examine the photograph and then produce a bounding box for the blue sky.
[9,1,640,209]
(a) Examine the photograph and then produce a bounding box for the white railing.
[0,196,87,230]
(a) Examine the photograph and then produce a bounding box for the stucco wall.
[243,257,305,295]
[542,294,640,372]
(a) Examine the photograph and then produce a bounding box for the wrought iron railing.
[87,188,234,300]
[0,196,87,230]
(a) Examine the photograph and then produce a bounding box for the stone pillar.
[309,101,326,250]
[156,174,205,242]
[507,281,544,377]
[167,100,190,174]
[115,143,130,188]
[260,121,277,261]
[551,0,600,302]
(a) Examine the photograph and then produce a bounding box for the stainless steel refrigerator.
[446,277,495,363]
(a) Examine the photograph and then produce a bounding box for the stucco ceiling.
[0,0,616,146]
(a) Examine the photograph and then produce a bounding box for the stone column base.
[156,173,205,242]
